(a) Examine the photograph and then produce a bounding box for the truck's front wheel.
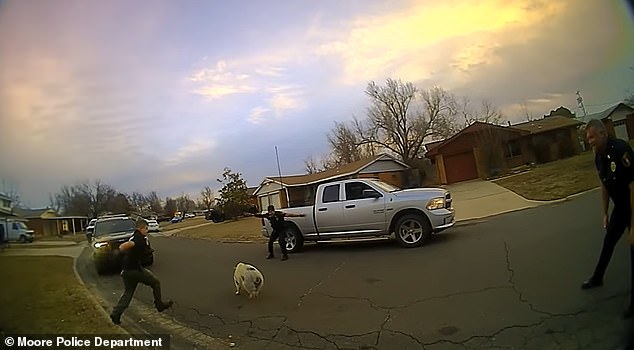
[283,225,304,253]
[395,214,431,248]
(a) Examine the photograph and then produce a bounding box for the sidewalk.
[446,179,568,222]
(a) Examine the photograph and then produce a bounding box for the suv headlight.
[94,242,108,248]
[426,197,445,210]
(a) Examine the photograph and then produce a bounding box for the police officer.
[110,218,173,324]
[245,205,305,261]
[581,119,634,319]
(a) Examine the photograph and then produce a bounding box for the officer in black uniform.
[245,205,305,261]
[110,218,173,325]
[581,119,634,318]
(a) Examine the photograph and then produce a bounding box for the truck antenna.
[275,146,285,206]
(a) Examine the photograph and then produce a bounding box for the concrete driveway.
[444,180,543,222]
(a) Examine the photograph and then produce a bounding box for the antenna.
[275,146,285,206]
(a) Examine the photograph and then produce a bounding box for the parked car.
[157,216,171,223]
[0,219,34,243]
[261,178,455,253]
[147,219,160,232]
[91,216,153,274]
[184,213,195,218]
[205,209,225,223]
[170,216,183,223]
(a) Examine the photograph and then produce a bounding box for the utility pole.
[576,91,587,117]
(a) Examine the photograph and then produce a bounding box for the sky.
[1,0,633,208]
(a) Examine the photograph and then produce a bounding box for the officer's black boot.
[156,300,173,312]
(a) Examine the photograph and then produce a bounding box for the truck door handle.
[318,208,327,212]
[345,204,356,209]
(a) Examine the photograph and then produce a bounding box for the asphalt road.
[79,190,634,350]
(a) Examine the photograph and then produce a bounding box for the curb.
[74,245,229,350]
[506,186,600,205]
[71,246,127,335]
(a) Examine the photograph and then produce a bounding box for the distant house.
[425,115,583,184]
[0,192,13,217]
[512,115,584,164]
[253,153,411,210]
[579,102,634,141]
[13,208,88,237]
[0,192,21,242]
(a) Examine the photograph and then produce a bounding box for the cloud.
[189,60,257,98]
[164,139,217,166]
[255,66,286,77]
[313,0,566,86]
[248,106,270,124]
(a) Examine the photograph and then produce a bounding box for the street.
[78,190,634,349]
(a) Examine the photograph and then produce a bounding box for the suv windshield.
[93,219,135,237]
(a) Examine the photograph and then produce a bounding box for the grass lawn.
[0,256,123,335]
[493,151,600,201]
[171,217,266,242]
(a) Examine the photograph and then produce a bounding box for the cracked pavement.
[78,191,634,349]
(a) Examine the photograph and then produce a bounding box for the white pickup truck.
[261,178,455,252]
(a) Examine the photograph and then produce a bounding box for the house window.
[505,141,522,158]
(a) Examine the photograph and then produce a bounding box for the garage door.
[444,151,478,184]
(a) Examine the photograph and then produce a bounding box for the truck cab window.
[322,184,340,203]
[345,182,377,200]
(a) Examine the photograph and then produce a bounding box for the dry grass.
[493,151,600,201]
[158,216,208,231]
[0,256,124,335]
[171,217,266,242]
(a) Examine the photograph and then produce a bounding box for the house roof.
[258,153,409,189]
[13,207,57,218]
[246,187,258,196]
[513,115,583,134]
[425,121,528,158]
[578,102,634,123]
[424,139,445,153]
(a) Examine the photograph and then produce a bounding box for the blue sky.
[1,0,633,208]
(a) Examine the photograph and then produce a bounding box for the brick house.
[425,116,583,184]
[14,208,88,237]
[253,153,411,210]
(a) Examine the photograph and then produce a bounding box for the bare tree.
[327,120,377,166]
[200,186,215,211]
[53,180,120,217]
[147,191,163,214]
[48,193,61,212]
[353,79,460,165]
[304,156,322,174]
[129,192,147,212]
[460,98,505,126]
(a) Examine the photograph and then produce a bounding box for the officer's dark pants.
[111,268,164,318]
[592,206,632,286]
[268,230,288,257]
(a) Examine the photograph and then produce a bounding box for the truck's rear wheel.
[395,214,431,248]
[283,225,304,253]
